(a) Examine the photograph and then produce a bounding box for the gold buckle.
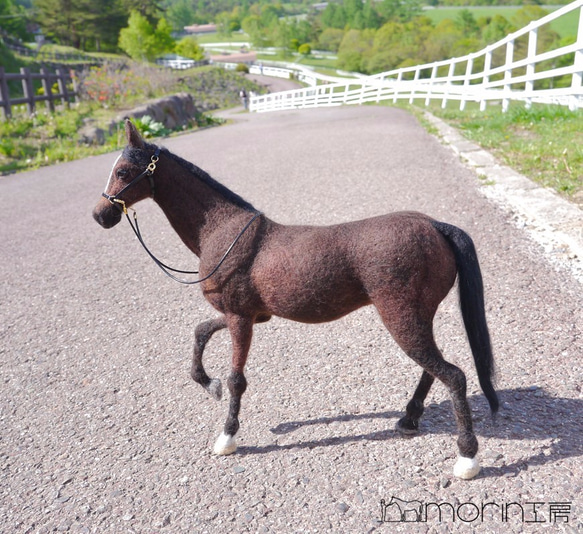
[147,154,159,174]
[113,198,128,214]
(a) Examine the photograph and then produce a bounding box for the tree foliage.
[0,0,29,39]
[174,35,205,60]
[118,10,173,61]
[5,0,570,74]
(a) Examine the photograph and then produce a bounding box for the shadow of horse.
[237,388,583,478]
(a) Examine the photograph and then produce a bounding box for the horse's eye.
[117,168,128,178]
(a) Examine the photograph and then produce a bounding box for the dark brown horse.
[93,120,498,479]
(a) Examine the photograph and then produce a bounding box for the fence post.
[409,67,421,104]
[480,49,493,111]
[56,68,71,108]
[502,39,515,112]
[69,69,80,104]
[525,26,538,109]
[376,75,384,103]
[40,67,55,112]
[393,71,403,103]
[0,66,12,119]
[442,61,456,109]
[460,57,474,110]
[20,67,35,115]
[569,4,583,111]
[425,64,438,106]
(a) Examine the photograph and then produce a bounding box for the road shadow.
[237,388,582,478]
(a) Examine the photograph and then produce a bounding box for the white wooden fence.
[250,0,583,113]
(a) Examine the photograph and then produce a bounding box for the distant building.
[184,24,217,34]
[209,52,257,66]
[156,54,208,70]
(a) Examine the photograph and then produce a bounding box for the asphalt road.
[1,105,581,533]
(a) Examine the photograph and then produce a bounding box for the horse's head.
[93,119,159,229]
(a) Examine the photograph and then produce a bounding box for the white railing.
[246,62,356,86]
[250,0,583,113]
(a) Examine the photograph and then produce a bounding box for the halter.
[102,148,160,214]
[101,147,261,285]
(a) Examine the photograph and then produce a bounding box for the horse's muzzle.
[93,201,122,229]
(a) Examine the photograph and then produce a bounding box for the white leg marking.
[213,432,237,455]
[453,456,480,479]
[207,378,222,401]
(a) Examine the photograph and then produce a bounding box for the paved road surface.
[244,73,301,94]
[1,105,581,533]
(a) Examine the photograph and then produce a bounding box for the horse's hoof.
[208,378,222,401]
[395,417,419,435]
[213,432,237,455]
[453,456,480,479]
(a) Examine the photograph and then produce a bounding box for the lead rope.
[125,210,261,285]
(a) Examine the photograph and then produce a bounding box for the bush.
[235,63,249,73]
[175,36,205,61]
[73,63,146,108]
[132,115,170,138]
[298,43,311,56]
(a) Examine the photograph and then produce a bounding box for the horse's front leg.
[191,316,227,400]
[213,314,254,456]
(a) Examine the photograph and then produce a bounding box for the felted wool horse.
[93,120,498,480]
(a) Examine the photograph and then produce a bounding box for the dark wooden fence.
[0,66,78,119]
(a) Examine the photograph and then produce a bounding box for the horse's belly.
[255,265,370,324]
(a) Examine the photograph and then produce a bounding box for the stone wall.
[116,93,198,130]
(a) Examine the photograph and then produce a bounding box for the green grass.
[0,105,117,173]
[423,101,583,199]
[422,6,580,39]
[196,32,250,45]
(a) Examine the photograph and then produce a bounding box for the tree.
[337,28,374,73]
[0,0,29,39]
[34,0,125,50]
[377,0,422,23]
[424,19,459,62]
[118,10,173,61]
[455,9,479,38]
[321,3,346,30]
[154,17,174,53]
[318,28,345,52]
[242,15,266,47]
[362,0,381,29]
[175,35,205,60]
[481,14,514,45]
[164,0,195,32]
[298,43,311,56]
[119,0,161,22]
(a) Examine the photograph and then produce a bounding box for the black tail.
[432,220,499,416]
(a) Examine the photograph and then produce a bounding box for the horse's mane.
[122,141,256,212]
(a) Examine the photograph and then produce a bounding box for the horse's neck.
[154,157,246,257]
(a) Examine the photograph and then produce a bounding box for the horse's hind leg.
[405,343,479,479]
[191,316,227,400]
[396,371,434,434]
[379,302,480,479]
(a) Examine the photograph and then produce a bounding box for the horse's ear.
[125,119,145,149]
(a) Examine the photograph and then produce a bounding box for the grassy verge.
[419,101,583,203]
[0,106,119,174]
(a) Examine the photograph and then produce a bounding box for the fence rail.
[0,66,78,119]
[250,0,583,113]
